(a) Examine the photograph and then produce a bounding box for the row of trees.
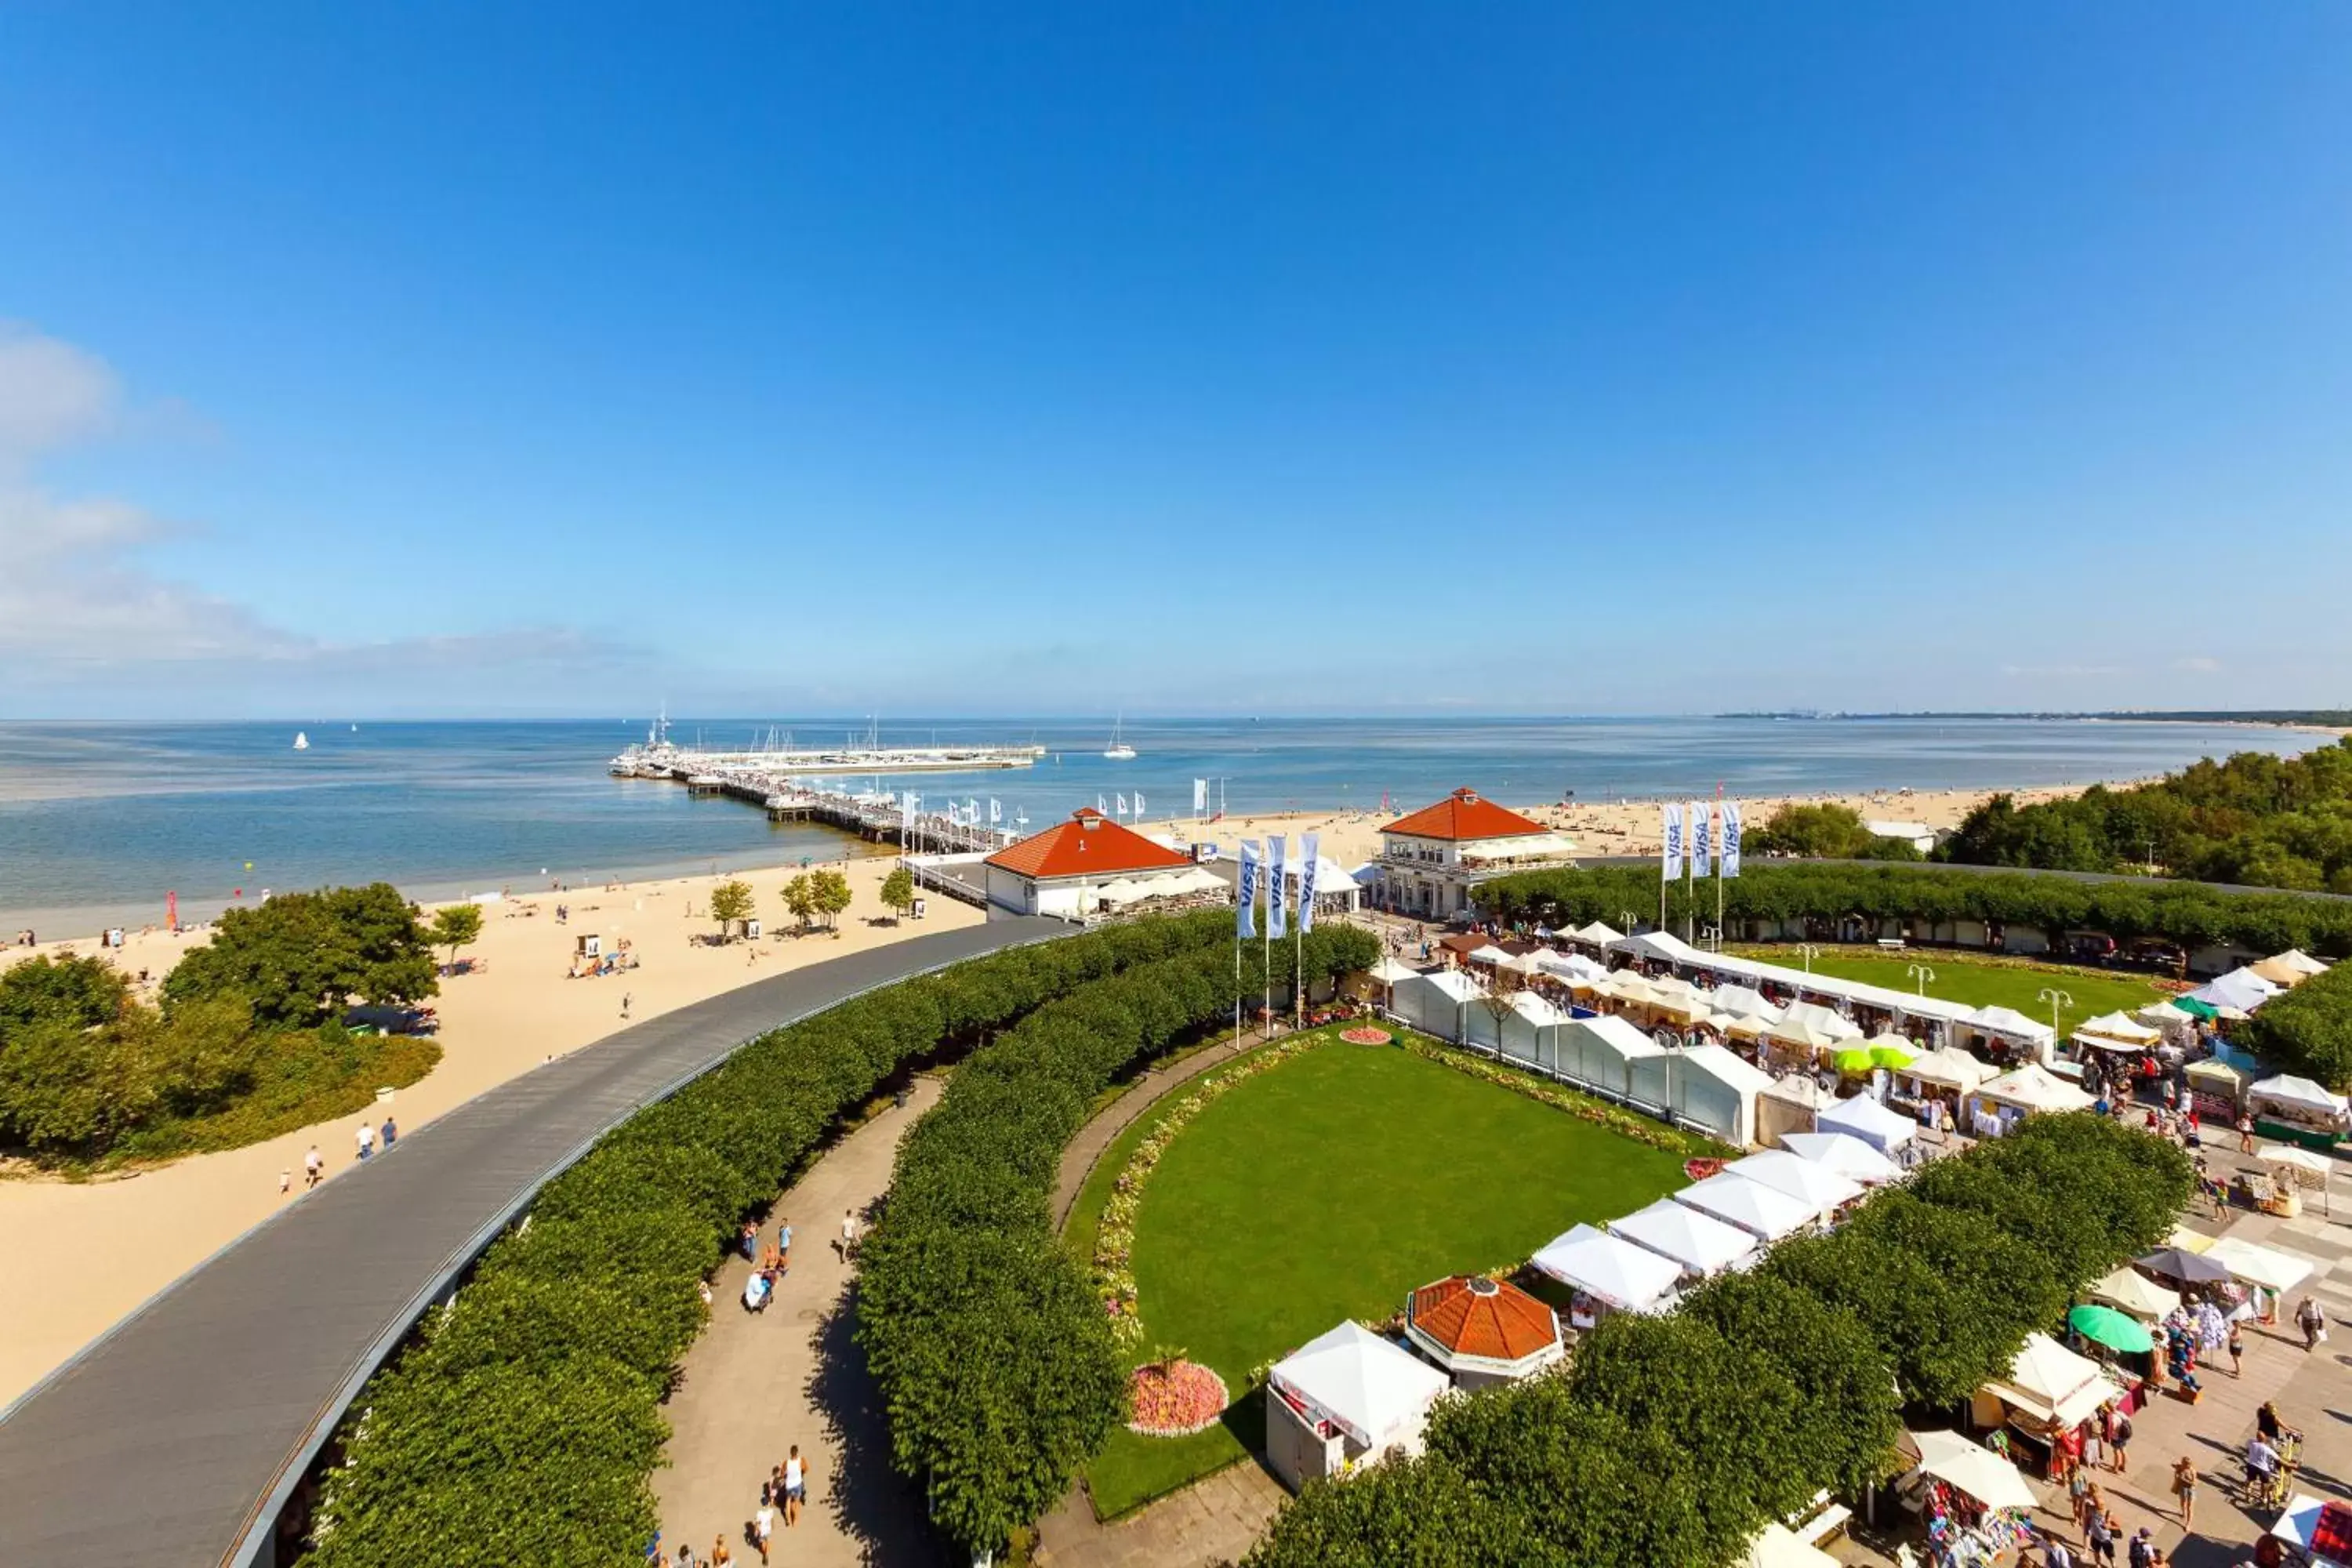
[2,884,444,1160]
[703,866,921,942]
[1243,1113,2194,1568]
[2240,958,2352,1087]
[857,920,1381,1558]
[1939,736,2352,891]
[299,910,1243,1568]
[1750,802,1923,861]
[1479,859,2352,956]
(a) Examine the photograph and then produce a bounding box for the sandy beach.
[0,776,2094,1408]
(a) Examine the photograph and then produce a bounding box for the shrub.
[2240,959,2352,1087]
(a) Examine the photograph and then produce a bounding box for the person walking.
[782,1445,805,1527]
[2108,1408,2132,1474]
[837,1207,858,1261]
[2171,1454,2197,1527]
[381,1115,397,1149]
[355,1120,376,1162]
[2239,1112,2256,1154]
[777,1219,792,1272]
[2085,1507,2116,1566]
[2227,1321,2245,1377]
[279,1167,292,1196]
[304,1144,323,1188]
[2298,1294,2328,1349]
[620,991,633,1020]
[2068,1465,2093,1530]
[751,1501,773,1564]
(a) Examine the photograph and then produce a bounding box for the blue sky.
[2,3,2347,718]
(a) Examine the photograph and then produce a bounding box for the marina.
[608,714,1044,780]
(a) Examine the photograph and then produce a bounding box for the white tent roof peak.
[1674,1171,1818,1240]
[1571,921,1624,945]
[1978,1064,2096,1113]
[1607,1197,1760,1276]
[1725,1149,1864,1214]
[1779,1130,1900,1183]
[1817,1093,1918,1151]
[1529,1223,1682,1312]
[1679,1041,1774,1097]
[1577,1012,1668,1059]
[1965,1004,2056,1043]
[1268,1321,1450,1450]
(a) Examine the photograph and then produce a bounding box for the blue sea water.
[0,716,2318,931]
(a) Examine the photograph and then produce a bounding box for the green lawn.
[1733,946,2164,1039]
[1077,1036,1691,1517]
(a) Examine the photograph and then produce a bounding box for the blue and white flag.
[1236,840,1261,938]
[1116,792,1128,818]
[1661,803,1684,881]
[1721,800,1743,879]
[966,798,978,824]
[1098,793,1108,815]
[1298,832,1320,933]
[1267,833,1288,940]
[1690,801,1711,880]
[989,798,1001,824]
[1134,790,1145,818]
[1193,778,1207,813]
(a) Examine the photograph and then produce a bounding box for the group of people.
[739,1218,792,1312]
[643,1446,812,1568]
[278,1117,398,1194]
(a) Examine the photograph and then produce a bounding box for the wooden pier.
[626,753,1022,856]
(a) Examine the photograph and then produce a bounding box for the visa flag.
[1134,790,1145,817]
[989,798,1001,824]
[1236,840,1261,938]
[1267,833,1288,939]
[1193,777,1207,812]
[1661,803,1684,881]
[1722,801,1744,878]
[1116,793,1128,818]
[1298,832,1320,932]
[1690,801,1711,880]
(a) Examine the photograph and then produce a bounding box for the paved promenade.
[0,917,1058,1568]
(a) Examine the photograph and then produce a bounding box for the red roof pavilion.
[1404,1275,1563,1379]
[1382,788,1548,842]
[984,808,1194,880]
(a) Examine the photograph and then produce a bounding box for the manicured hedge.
[1479,860,2352,957]
[2240,959,2352,1087]
[858,921,1381,1556]
[303,911,1239,1567]
[1243,1114,2192,1568]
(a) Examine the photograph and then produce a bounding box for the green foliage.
[1940,737,2352,891]
[1479,858,2352,958]
[2241,959,2352,1087]
[1751,802,1877,859]
[165,883,437,1028]
[0,953,129,1034]
[809,868,853,928]
[302,910,1251,1568]
[706,879,754,939]
[782,873,816,930]
[858,921,1380,1556]
[1246,1112,2197,1567]
[424,902,483,967]
[880,864,917,918]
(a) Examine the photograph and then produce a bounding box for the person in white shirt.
[304,1145,324,1187]
[355,1121,376,1161]
[752,1503,774,1563]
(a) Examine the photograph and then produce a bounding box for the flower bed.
[1684,1157,1726,1181]
[1125,1359,1231,1437]
[1340,1025,1392,1044]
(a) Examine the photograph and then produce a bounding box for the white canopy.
[1613,931,1702,964]
[1680,1042,1774,1097]
[1576,1012,1667,1060]
[1769,1017,1842,1054]
[1762,1073,1836,1111]
[1368,956,1421,984]
[2190,971,2278,1014]
[1675,1171,1818,1241]
[2269,949,2330,977]
[1861,1032,1921,1063]
[1725,1149,1864,1215]
[1978,1064,2096,1114]
[1965,1004,2056,1045]
[2258,1143,2336,1177]
[1780,1130,1902,1184]
[1608,1196,1761,1277]
[1817,1093,1918,1152]
[1268,1321,1450,1450]
[1909,1429,2038,1512]
[1781,1000,1862,1041]
[2202,1236,2315,1294]
[1465,944,1517,966]
[2250,1074,2350,1118]
[1500,949,1550,976]
[1904,1046,1993,1093]
[2137,1000,2197,1026]
[1571,920,1624,946]
[2087,1265,2181,1322]
[1095,877,1147,906]
[1711,984,1784,1023]
[1748,1523,1839,1568]
[1510,991,1570,1028]
[2073,1011,2161,1049]
[1984,1331,2112,1426]
[1530,1223,1683,1312]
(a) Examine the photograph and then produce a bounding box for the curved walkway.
[1052,1028,1264,1227]
[0,917,1062,1568]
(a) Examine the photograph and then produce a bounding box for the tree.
[164,883,436,1029]
[1751,802,1875,859]
[880,865,917,921]
[706,880,754,942]
[0,953,128,1036]
[811,869,853,931]
[782,873,817,932]
[425,902,485,971]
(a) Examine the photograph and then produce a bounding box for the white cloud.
[2173,655,2222,673]
[0,324,118,461]
[1999,662,2125,679]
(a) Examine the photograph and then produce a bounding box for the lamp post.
[1907,962,1936,997]
[1798,943,1822,973]
[2038,986,2073,1040]
[1701,923,1722,953]
[1621,909,1639,938]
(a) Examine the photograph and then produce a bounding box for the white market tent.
[1465,944,1517,967]
[1748,1523,1839,1568]
[1769,1017,1844,1056]
[1984,1332,2113,1427]
[2258,1143,2336,1211]
[1780,1130,1902,1185]
[1781,999,1863,1042]
[2137,999,2198,1030]
[1725,1149,1864,1216]
[2190,970,2279,1015]
[1817,1093,1918,1154]
[1530,1223,1682,1313]
[1671,1043,1774,1145]
[2249,1074,2350,1120]
[1391,969,1483,1041]
[1909,1430,2038,1512]
[1712,983,1784,1023]
[1268,1321,1450,1451]
[2270,949,2330,978]
[1500,991,1570,1066]
[1608,1196,1761,1278]
[1904,1046,1993,1094]
[1555,1014,1671,1105]
[1861,1031,1921,1064]
[1570,920,1624,947]
[1965,1005,2058,1054]
[2072,1011,2161,1051]
[2087,1265,2182,1322]
[2203,1236,2315,1295]
[1977,1064,2096,1115]
[1675,1171,1819,1241]
[1368,956,1422,985]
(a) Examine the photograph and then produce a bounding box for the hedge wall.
[1479,860,2352,957]
[302,910,1240,1567]
[2240,959,2352,1087]
[1243,1113,2193,1568]
[858,920,1381,1555]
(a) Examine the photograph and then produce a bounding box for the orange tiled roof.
[1382,788,1547,842]
[983,808,1194,880]
[1408,1275,1559,1363]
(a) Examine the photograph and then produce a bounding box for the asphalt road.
[0,916,1062,1568]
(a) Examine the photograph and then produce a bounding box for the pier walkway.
[0,918,1064,1568]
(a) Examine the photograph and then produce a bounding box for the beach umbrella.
[2068,1304,2154,1354]
[2135,1247,2230,1285]
[1832,1048,1874,1076]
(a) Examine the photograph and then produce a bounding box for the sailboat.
[292,731,310,750]
[1102,713,1137,761]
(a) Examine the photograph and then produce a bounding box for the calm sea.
[0,717,2318,932]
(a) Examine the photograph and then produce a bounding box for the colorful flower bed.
[1397,1035,1731,1156]
[1093,1033,1332,1346]
[1684,1156,1726,1181]
[1125,1359,1231,1436]
[1340,1025,1392,1044]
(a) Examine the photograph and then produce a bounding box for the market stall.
[1391,968,1484,1044]
[1403,1274,1563,1392]
[1530,1223,1683,1326]
[2087,1264,2182,1323]
[2269,1492,2352,1568]
[1900,1429,2042,1563]
[1779,1129,1902,1184]
[1265,1321,1451,1492]
[2184,1057,2249,1121]
[1973,1332,2122,1477]
[1499,991,1569,1070]
[1670,1042,1773,1145]
[1970,1064,2095,1136]
[1554,1013,1670,1106]
[1607,1195,1762,1280]
[1962,1004,2058,1066]
[2257,1143,2335,1217]
[1757,1075,1835,1150]
[2249,1073,2351,1152]
[1817,1092,1918,1156]
[1674,1171,1819,1242]
[1724,1149,1864,1220]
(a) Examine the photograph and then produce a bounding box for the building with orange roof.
[981,807,1208,920]
[1403,1274,1563,1388]
[1374,787,1577,919]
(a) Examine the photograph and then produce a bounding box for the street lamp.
[1701,923,1722,953]
[1621,909,1639,937]
[1907,962,1936,996]
[1798,943,1823,973]
[2037,986,2073,1039]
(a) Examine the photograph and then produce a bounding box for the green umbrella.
[2175,996,2220,1022]
[1832,1048,1875,1076]
[1870,1044,1916,1070]
[2069,1303,2154,1353]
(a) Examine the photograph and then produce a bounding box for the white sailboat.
[1102,713,1137,761]
[292,731,310,750]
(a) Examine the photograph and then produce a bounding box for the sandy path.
[0,854,978,1410]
